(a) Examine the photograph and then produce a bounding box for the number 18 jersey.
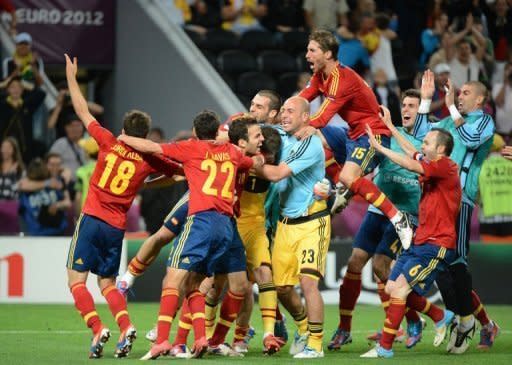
[161,139,254,217]
[83,121,178,229]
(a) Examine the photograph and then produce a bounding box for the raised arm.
[117,134,163,154]
[367,125,424,174]
[413,69,435,139]
[379,106,419,158]
[65,54,95,128]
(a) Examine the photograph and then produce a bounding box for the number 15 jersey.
[83,121,178,230]
[161,139,254,217]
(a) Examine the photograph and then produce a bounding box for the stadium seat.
[219,71,236,91]
[203,29,239,54]
[257,50,297,76]
[281,31,310,54]
[296,52,310,72]
[236,93,252,109]
[278,72,300,99]
[201,49,217,69]
[217,50,257,76]
[184,28,204,48]
[237,71,276,98]
[240,30,276,55]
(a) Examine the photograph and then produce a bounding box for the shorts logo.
[181,257,190,264]
[171,218,179,226]
[75,258,84,265]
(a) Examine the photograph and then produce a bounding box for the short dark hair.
[149,127,165,140]
[465,81,489,105]
[27,158,49,181]
[44,152,61,163]
[6,76,22,88]
[375,13,390,30]
[402,89,421,102]
[193,110,219,140]
[309,29,339,61]
[261,126,281,165]
[257,90,282,113]
[228,116,258,145]
[123,110,151,138]
[431,128,454,156]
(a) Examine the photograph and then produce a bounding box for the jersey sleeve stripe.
[310,98,331,121]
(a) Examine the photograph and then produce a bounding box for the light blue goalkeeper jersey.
[412,109,494,206]
[369,127,422,220]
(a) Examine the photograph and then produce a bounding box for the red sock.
[338,271,362,332]
[156,287,180,344]
[210,290,244,346]
[187,290,206,341]
[405,308,421,322]
[128,256,150,276]
[471,290,490,326]
[233,324,250,343]
[70,282,102,334]
[380,297,406,350]
[406,291,443,323]
[377,280,390,314]
[102,285,131,332]
[173,298,192,345]
[350,178,398,219]
[276,305,283,321]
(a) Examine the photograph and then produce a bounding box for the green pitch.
[0,303,510,364]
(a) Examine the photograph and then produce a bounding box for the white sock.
[390,211,403,225]
[121,271,136,287]
[458,315,475,332]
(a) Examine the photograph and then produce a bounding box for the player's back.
[162,139,253,217]
[83,121,156,229]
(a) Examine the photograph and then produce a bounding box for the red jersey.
[414,156,461,249]
[299,62,390,140]
[161,139,253,216]
[83,121,179,229]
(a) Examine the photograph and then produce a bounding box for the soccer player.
[413,70,498,352]
[361,124,461,359]
[119,110,262,360]
[64,55,179,359]
[256,96,331,358]
[298,29,413,249]
[329,90,426,350]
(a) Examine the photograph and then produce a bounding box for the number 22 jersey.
[83,121,178,229]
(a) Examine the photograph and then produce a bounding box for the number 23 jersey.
[83,121,177,230]
[161,139,253,217]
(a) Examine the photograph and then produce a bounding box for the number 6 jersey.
[83,121,179,229]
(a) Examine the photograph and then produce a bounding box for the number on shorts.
[97,153,136,195]
[301,249,315,264]
[201,159,235,199]
[409,264,422,277]
[351,147,366,160]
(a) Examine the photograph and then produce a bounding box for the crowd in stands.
[1,0,511,238]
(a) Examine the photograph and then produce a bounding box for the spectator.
[47,81,104,140]
[337,18,370,76]
[260,0,305,32]
[221,0,267,34]
[419,12,449,68]
[74,138,98,216]
[186,0,223,35]
[370,13,398,90]
[147,127,165,142]
[372,68,401,125]
[0,137,24,200]
[470,16,495,79]
[448,37,485,88]
[492,61,512,136]
[430,62,451,119]
[0,0,16,35]
[303,0,350,32]
[0,75,46,163]
[488,0,512,83]
[428,32,456,69]
[49,115,86,180]
[358,12,380,55]
[479,134,512,237]
[2,32,44,86]
[18,157,70,236]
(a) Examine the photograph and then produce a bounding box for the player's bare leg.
[276,286,309,355]
[68,269,111,359]
[339,162,413,248]
[118,226,175,294]
[293,275,324,358]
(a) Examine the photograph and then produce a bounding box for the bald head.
[286,96,310,113]
[281,96,310,135]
